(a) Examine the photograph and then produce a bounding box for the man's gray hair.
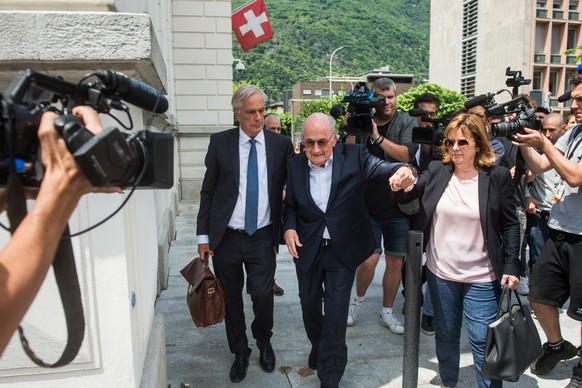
[301,113,337,136]
[232,84,267,110]
[371,77,397,94]
[264,112,281,122]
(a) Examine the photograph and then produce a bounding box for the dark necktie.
[245,138,258,235]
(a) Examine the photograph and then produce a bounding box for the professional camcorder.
[408,109,454,146]
[464,67,541,138]
[0,69,173,188]
[342,82,386,135]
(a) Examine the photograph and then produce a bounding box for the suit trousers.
[213,226,276,355]
[296,244,355,388]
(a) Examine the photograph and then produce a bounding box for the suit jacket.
[396,161,521,281]
[283,143,404,273]
[197,128,294,250]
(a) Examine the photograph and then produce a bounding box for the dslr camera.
[341,82,386,135]
[409,109,453,146]
[0,69,173,189]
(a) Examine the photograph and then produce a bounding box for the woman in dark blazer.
[394,113,521,388]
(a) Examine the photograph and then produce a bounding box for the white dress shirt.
[197,128,271,245]
[308,155,333,239]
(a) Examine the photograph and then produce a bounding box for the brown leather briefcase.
[180,257,225,327]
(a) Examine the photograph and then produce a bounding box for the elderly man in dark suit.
[196,85,294,383]
[283,112,416,388]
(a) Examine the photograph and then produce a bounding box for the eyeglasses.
[302,134,334,148]
[266,126,282,132]
[444,138,472,148]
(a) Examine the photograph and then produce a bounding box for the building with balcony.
[429,0,580,116]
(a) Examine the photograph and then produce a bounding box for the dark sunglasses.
[444,138,472,148]
[302,134,334,148]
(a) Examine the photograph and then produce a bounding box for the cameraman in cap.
[0,107,119,354]
[346,78,417,334]
[514,74,582,385]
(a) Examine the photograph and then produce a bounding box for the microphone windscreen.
[558,91,571,103]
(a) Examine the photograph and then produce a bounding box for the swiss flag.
[232,0,273,52]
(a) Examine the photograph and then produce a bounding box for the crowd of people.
[196,79,582,388]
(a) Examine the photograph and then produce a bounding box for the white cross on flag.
[232,0,273,52]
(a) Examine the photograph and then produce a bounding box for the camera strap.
[6,173,85,367]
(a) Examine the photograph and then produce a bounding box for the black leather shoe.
[273,281,284,296]
[229,352,250,382]
[308,349,318,370]
[256,340,276,372]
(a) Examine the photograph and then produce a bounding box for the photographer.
[513,74,582,385]
[346,78,417,334]
[0,107,119,355]
[412,92,442,172]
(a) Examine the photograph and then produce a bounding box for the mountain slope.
[232,0,431,102]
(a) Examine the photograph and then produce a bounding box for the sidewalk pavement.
[155,200,581,388]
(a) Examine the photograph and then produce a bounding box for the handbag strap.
[495,284,525,320]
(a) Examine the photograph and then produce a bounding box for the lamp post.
[329,46,348,97]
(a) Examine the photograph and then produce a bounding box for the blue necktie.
[245,138,258,235]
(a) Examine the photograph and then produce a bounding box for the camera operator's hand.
[39,107,121,197]
[369,119,380,143]
[513,127,549,150]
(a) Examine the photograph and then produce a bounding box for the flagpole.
[232,0,257,15]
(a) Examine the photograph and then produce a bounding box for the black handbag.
[481,285,543,382]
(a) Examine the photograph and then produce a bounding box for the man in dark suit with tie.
[196,85,294,382]
[283,112,416,388]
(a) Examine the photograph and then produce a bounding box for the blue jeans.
[525,212,551,273]
[427,270,502,388]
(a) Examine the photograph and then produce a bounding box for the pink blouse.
[425,174,496,283]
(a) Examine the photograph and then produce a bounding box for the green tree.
[397,83,466,118]
[565,46,582,63]
[297,95,346,133]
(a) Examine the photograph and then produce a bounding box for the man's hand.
[513,127,549,150]
[369,119,380,141]
[197,243,213,261]
[389,166,416,192]
[284,229,302,259]
[525,197,538,214]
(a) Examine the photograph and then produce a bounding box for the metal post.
[403,230,423,388]
[329,46,348,97]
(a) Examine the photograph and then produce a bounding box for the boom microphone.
[558,91,571,103]
[94,71,169,114]
[464,93,493,109]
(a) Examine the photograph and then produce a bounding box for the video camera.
[464,67,541,138]
[0,69,173,188]
[408,109,453,146]
[341,82,386,135]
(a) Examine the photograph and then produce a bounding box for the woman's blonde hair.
[441,113,496,168]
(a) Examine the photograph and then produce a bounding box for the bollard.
[402,230,423,388]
